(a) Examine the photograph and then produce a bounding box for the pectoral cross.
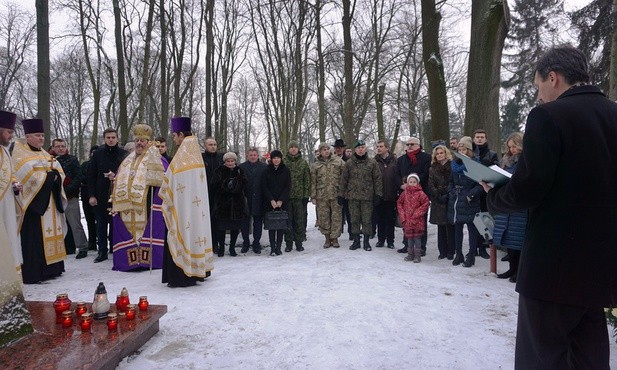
[48,155,56,169]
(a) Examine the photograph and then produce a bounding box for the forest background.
[0,0,614,162]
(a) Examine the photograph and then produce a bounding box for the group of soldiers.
[0,112,212,287]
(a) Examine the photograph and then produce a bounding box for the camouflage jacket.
[340,154,383,200]
[284,152,311,199]
[310,154,344,200]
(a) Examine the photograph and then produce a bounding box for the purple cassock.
[112,157,169,271]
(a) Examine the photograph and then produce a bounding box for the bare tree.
[0,3,36,111]
[249,0,315,149]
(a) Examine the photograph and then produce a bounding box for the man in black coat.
[472,129,499,259]
[396,136,431,254]
[239,147,267,254]
[88,128,128,262]
[484,45,617,369]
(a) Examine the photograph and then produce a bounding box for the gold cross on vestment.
[46,227,52,234]
[195,237,206,246]
[192,196,202,207]
[176,183,186,194]
[185,222,191,230]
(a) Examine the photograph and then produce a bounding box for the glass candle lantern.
[138,296,149,311]
[92,282,110,320]
[62,310,73,328]
[80,313,93,331]
[75,302,87,316]
[107,313,118,331]
[54,293,71,324]
[125,304,136,320]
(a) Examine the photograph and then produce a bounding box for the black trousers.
[376,200,396,244]
[515,294,610,370]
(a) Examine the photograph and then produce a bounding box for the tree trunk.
[159,0,169,138]
[205,0,214,137]
[464,0,510,143]
[609,0,617,100]
[315,0,326,143]
[342,0,354,146]
[112,0,129,140]
[36,0,51,147]
[137,0,156,123]
[421,0,449,141]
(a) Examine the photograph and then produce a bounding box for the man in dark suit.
[484,45,616,369]
[88,128,128,262]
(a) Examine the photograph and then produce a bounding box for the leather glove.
[337,196,345,206]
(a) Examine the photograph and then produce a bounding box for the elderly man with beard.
[12,118,68,284]
[110,124,167,271]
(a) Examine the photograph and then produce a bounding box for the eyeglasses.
[406,143,418,147]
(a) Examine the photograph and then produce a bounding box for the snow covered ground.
[22,207,617,369]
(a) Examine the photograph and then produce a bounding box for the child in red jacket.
[397,173,430,262]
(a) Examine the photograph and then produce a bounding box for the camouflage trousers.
[348,199,373,235]
[284,198,308,244]
[314,198,342,238]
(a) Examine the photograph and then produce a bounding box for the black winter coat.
[447,159,482,224]
[56,153,81,199]
[87,145,127,205]
[375,153,400,202]
[238,160,267,216]
[212,166,248,222]
[473,143,499,167]
[261,163,291,212]
[396,151,431,192]
[427,160,451,225]
[487,85,617,307]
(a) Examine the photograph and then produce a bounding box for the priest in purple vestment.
[111,124,168,271]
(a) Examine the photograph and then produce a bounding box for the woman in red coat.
[397,173,430,262]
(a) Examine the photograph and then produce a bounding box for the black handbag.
[264,210,290,230]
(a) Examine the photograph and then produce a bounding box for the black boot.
[363,234,372,251]
[252,243,262,254]
[463,253,475,267]
[275,242,283,256]
[285,242,293,253]
[76,250,88,259]
[296,242,304,252]
[240,242,250,254]
[229,245,237,257]
[478,247,490,259]
[217,242,225,257]
[397,245,408,253]
[93,252,108,263]
[452,252,464,266]
[270,244,277,256]
[349,234,361,250]
[497,269,515,279]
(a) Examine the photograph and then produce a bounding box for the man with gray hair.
[395,136,431,255]
[485,45,617,369]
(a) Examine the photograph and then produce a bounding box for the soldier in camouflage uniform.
[339,140,383,251]
[310,142,344,248]
[284,141,311,252]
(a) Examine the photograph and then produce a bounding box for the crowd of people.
[1,45,616,369]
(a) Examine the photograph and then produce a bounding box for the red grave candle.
[62,310,73,328]
[75,302,87,316]
[125,304,136,320]
[138,296,149,311]
[107,313,118,330]
[80,313,93,331]
[54,293,71,324]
